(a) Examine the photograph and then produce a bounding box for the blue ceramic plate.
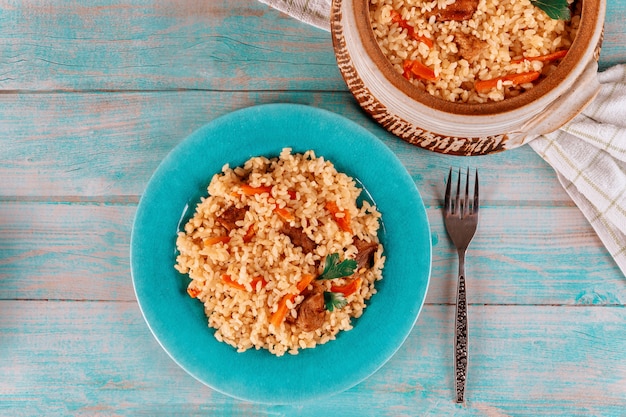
[131,104,431,404]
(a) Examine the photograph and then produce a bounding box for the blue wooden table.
[1,1,625,415]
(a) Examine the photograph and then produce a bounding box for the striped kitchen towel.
[258,0,626,276]
[529,65,626,277]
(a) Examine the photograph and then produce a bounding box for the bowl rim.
[353,0,603,116]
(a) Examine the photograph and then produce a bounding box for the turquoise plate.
[131,104,431,404]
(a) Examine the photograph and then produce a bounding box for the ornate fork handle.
[454,249,468,403]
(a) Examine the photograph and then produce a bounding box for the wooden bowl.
[331,0,606,155]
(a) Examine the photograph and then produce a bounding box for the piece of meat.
[216,205,247,231]
[354,238,379,270]
[295,287,326,332]
[455,32,484,62]
[281,224,316,254]
[425,0,479,21]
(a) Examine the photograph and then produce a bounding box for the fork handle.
[455,252,468,403]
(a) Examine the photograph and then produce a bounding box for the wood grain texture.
[0,0,341,92]
[1,301,624,416]
[1,0,625,414]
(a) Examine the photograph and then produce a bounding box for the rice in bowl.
[370,0,580,103]
[175,148,385,356]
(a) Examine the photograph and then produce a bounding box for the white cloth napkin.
[258,0,626,277]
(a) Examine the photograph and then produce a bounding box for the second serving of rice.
[175,148,385,356]
[370,0,580,102]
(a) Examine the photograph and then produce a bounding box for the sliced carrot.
[295,273,315,293]
[269,274,315,329]
[274,205,295,221]
[390,10,433,48]
[187,286,201,298]
[222,274,267,291]
[251,276,268,290]
[221,274,247,291]
[330,277,363,297]
[269,295,293,329]
[243,224,256,243]
[511,49,568,64]
[402,59,437,82]
[239,184,273,196]
[325,201,353,233]
[475,71,541,93]
[413,34,434,49]
[409,60,437,81]
[202,236,230,245]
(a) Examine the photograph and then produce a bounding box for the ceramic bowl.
[330,0,606,155]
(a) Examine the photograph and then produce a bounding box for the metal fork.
[443,167,479,404]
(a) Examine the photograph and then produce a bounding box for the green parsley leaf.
[531,0,571,20]
[324,291,348,312]
[317,253,357,280]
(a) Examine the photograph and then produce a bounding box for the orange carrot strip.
[325,201,352,233]
[203,236,230,245]
[390,10,433,48]
[240,184,273,196]
[409,60,437,81]
[269,274,315,328]
[270,295,293,329]
[296,273,315,293]
[221,274,247,291]
[475,71,541,93]
[251,276,268,290]
[402,60,413,79]
[187,287,201,298]
[243,224,256,243]
[330,277,363,297]
[402,59,437,82]
[511,49,568,64]
[274,205,295,221]
[222,274,267,291]
[413,34,434,49]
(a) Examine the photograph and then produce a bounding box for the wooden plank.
[1,301,624,415]
[0,91,571,202]
[0,0,342,92]
[600,4,626,70]
[0,202,133,301]
[0,0,623,92]
[1,202,622,304]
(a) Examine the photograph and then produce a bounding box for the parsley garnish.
[531,0,571,20]
[317,253,357,280]
[324,291,348,312]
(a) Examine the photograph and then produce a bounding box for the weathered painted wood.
[1,0,624,414]
[600,6,626,69]
[0,202,133,301]
[1,301,624,416]
[0,0,623,93]
[1,202,622,304]
[0,0,341,92]
[0,91,573,202]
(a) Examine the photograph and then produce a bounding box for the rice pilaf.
[175,148,385,356]
[370,0,580,102]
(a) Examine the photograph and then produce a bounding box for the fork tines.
[445,168,479,217]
